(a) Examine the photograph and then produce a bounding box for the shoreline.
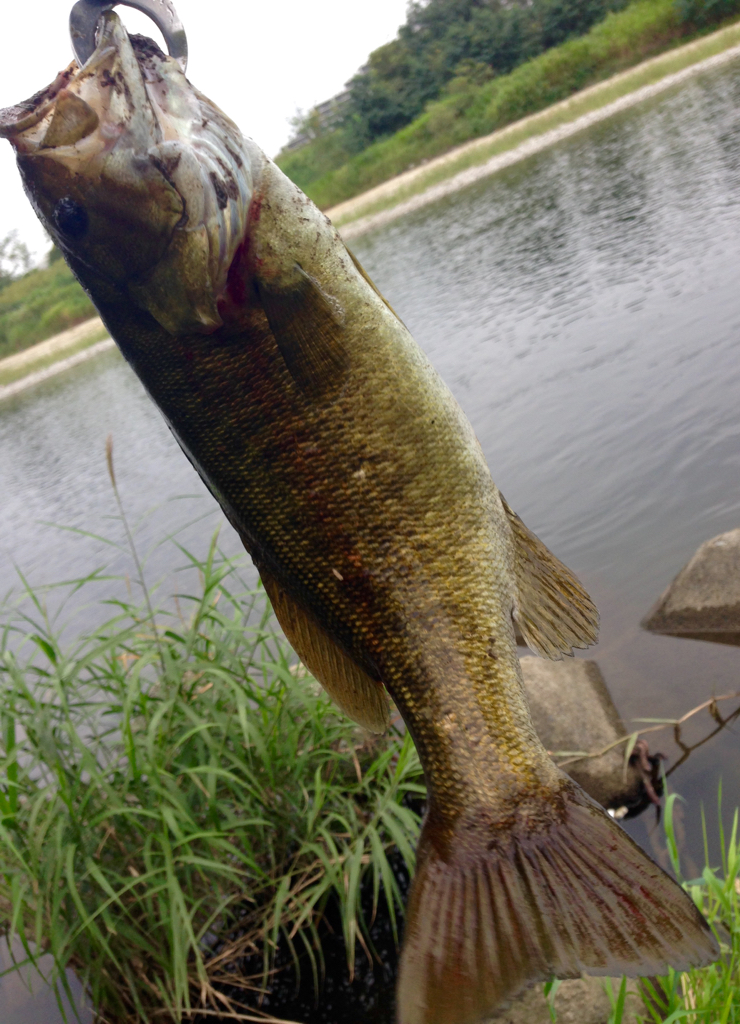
[0,334,114,402]
[330,24,740,239]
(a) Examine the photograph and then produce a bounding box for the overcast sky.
[0,0,410,262]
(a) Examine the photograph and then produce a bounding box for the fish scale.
[0,10,718,1024]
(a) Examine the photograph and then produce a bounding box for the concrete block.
[487,976,639,1024]
[642,528,740,646]
[520,656,651,814]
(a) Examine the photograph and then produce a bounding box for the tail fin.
[397,783,717,1024]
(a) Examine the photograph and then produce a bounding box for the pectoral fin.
[347,248,404,323]
[257,263,349,400]
[500,493,599,659]
[261,571,390,734]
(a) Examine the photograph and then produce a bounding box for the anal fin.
[261,571,390,734]
[500,493,599,659]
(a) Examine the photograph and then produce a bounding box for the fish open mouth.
[0,11,253,335]
[0,14,163,156]
[0,65,80,141]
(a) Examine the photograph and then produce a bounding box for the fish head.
[0,11,253,335]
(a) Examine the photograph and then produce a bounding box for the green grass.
[0,499,423,1022]
[0,259,96,361]
[279,0,740,213]
[635,790,740,1023]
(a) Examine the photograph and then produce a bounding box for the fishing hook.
[69,0,188,71]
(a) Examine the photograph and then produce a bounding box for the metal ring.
[70,0,188,71]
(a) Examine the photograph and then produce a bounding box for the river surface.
[2,54,740,1023]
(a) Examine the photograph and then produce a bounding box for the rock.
[520,656,657,815]
[0,936,91,1024]
[642,528,740,646]
[487,976,639,1024]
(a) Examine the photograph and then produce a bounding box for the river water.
[2,55,740,1023]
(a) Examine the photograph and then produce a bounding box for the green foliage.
[637,790,740,1022]
[277,128,357,204]
[339,0,631,151]
[675,0,740,26]
[0,533,423,1022]
[0,231,31,293]
[276,0,634,183]
[278,0,740,209]
[603,977,629,1023]
[47,244,65,265]
[0,257,96,360]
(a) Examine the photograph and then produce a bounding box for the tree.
[339,0,629,148]
[0,230,31,290]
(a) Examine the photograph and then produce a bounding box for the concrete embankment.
[0,318,113,402]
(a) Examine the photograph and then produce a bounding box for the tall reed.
[637,789,739,1023]
[0,534,423,1023]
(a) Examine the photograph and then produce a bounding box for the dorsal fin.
[260,570,390,734]
[500,493,599,659]
[256,263,349,400]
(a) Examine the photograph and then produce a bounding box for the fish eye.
[54,197,88,240]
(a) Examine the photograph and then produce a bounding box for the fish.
[0,13,718,1023]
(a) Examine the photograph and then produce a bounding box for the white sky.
[0,0,410,262]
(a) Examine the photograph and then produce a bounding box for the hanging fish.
[0,8,717,1023]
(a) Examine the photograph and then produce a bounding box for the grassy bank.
[0,258,96,362]
[330,21,740,233]
[0,526,422,1023]
[280,0,740,212]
